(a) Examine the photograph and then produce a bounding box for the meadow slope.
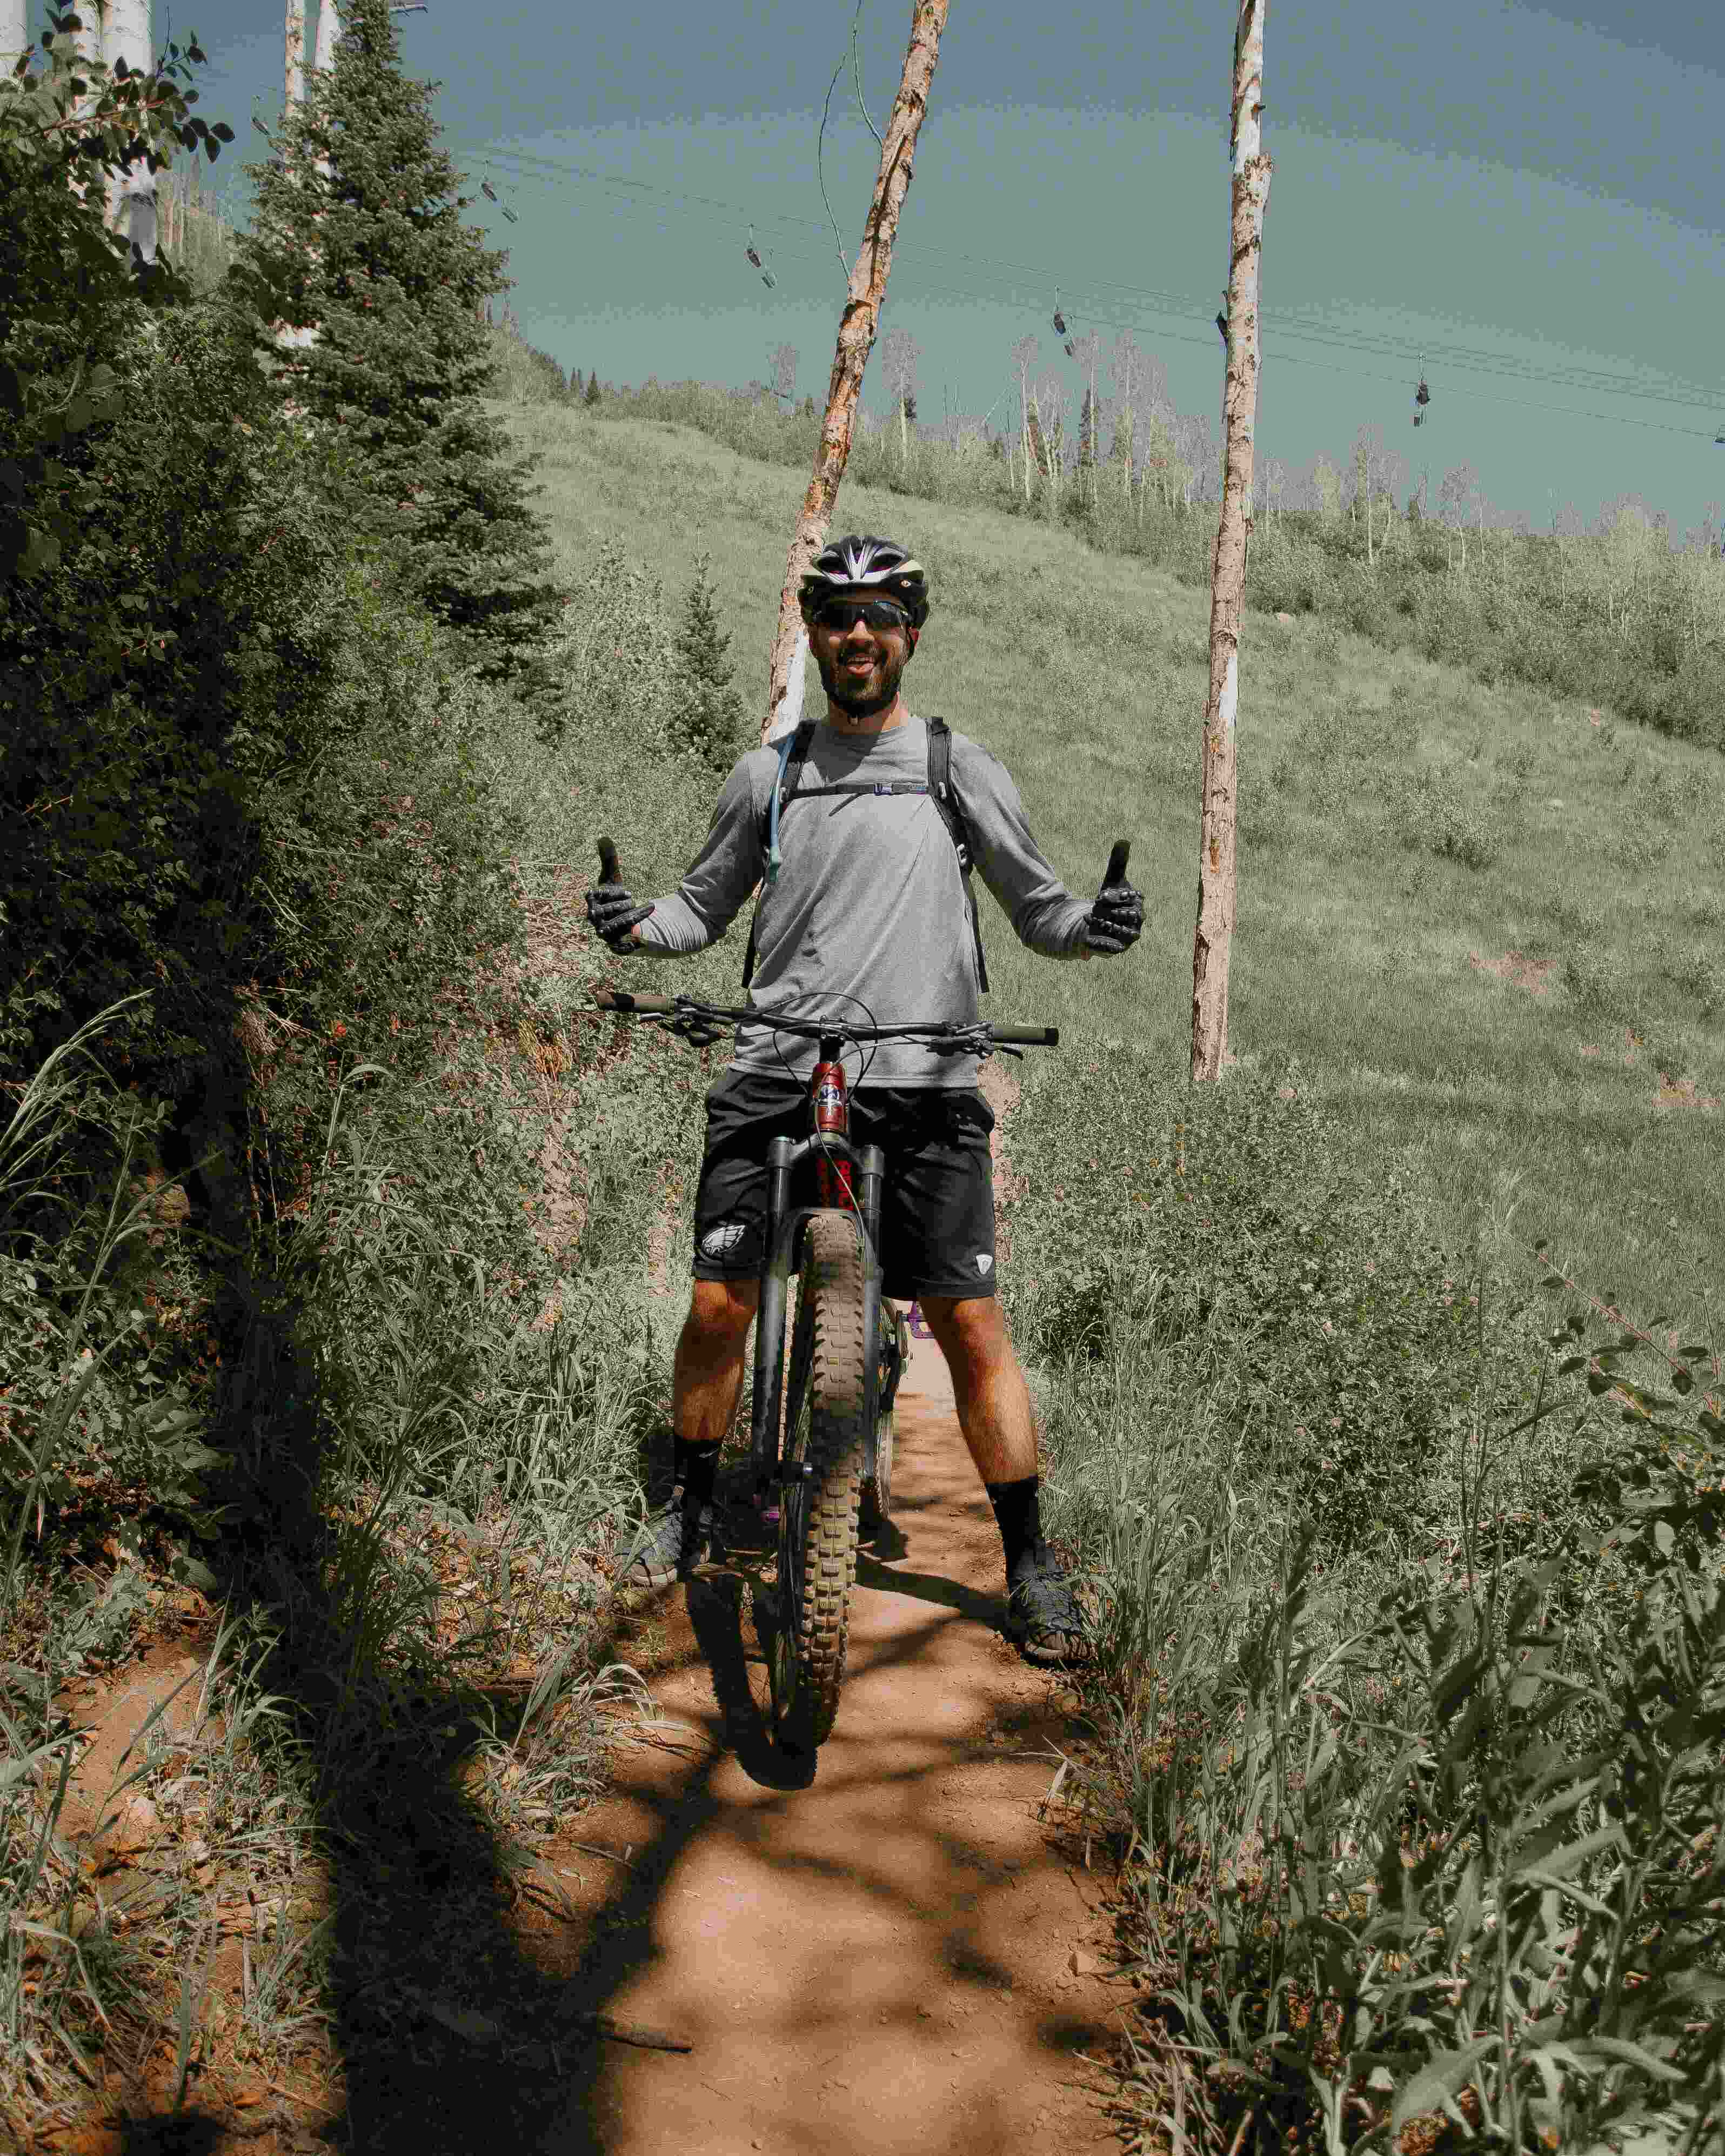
[510,400,1723,1342]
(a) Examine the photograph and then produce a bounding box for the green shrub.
[2,300,354,1100]
[1387,765,1505,869]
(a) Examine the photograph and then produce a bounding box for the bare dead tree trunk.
[762,0,949,742]
[1191,0,1271,1083]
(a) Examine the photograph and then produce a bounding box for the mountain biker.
[584,533,1144,1664]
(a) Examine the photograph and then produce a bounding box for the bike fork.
[855,1143,885,1485]
[746,1137,887,1504]
[748,1135,798,1504]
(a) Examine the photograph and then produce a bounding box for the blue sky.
[43,1,1725,534]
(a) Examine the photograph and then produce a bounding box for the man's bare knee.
[685,1276,758,1353]
[920,1293,1011,1370]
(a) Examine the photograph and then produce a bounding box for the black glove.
[1084,839,1144,955]
[585,836,654,952]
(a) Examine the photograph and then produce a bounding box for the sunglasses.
[811,597,911,634]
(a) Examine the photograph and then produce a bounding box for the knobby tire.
[773,1210,867,1755]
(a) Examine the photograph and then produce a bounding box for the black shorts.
[691,1069,998,1302]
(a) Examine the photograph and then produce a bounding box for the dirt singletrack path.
[480,1322,1126,2156]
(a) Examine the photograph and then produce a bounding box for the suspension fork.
[749,1134,798,1498]
[857,1142,886,1484]
[746,1134,888,1498]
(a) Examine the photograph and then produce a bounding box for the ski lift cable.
[462,142,1721,416]
[479,168,1719,439]
[850,0,883,154]
[464,151,1724,437]
[815,63,853,280]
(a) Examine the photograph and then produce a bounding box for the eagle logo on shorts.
[700,1221,748,1259]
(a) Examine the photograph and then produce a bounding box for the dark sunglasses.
[812,597,911,634]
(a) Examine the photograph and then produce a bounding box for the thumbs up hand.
[584,836,655,951]
[1082,839,1143,956]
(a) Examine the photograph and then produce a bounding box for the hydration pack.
[741,717,989,993]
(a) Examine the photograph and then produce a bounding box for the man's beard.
[815,640,908,718]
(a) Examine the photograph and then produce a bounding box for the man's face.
[807,598,917,718]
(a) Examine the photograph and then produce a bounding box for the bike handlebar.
[592,988,1058,1050]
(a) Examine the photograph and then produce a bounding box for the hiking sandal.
[1005,1544,1087,1665]
[620,1490,716,1592]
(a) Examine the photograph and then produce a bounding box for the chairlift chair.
[1051,289,1067,336]
[746,227,776,289]
[480,179,498,202]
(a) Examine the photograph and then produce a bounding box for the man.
[585,535,1143,1662]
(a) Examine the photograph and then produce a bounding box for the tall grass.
[1006,1058,1724,2148]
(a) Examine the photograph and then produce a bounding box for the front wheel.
[771,1210,867,1755]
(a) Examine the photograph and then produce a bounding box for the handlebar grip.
[597,835,620,885]
[1102,839,1131,888]
[593,989,675,1014]
[986,1025,1060,1048]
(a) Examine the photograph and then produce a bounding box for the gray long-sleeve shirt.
[634,714,1091,1087]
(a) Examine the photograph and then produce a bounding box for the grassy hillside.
[509,400,1724,1343]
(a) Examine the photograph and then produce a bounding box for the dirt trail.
[491,1325,1124,2155]
[40,1066,1131,2154]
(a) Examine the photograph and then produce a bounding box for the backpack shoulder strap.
[744,721,816,988]
[924,718,989,993]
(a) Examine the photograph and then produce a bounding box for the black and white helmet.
[798,533,930,630]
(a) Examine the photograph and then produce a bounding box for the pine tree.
[584,370,600,406]
[241,0,558,689]
[673,554,744,771]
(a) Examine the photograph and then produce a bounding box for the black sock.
[985,1475,1042,1581]
[673,1435,721,1509]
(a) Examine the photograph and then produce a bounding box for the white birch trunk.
[313,0,342,72]
[1191,0,1271,1083]
[99,2,157,260]
[286,0,307,110]
[1,0,28,72]
[761,0,948,742]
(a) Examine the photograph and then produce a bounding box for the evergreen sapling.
[674,554,745,772]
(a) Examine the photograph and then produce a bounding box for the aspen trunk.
[1191,0,1271,1083]
[762,0,948,742]
[102,1,157,259]
[313,0,342,71]
[286,0,307,110]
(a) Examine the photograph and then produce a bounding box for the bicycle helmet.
[798,534,930,630]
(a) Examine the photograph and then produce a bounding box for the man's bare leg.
[621,1280,758,1589]
[672,1277,759,1444]
[917,1293,1037,1484]
[919,1291,1080,1662]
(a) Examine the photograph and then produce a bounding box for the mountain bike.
[592,987,1059,1755]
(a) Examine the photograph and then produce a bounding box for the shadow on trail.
[110,1292,1107,2156]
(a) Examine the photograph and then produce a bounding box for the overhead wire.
[457,140,1724,441]
[460,139,1716,410]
